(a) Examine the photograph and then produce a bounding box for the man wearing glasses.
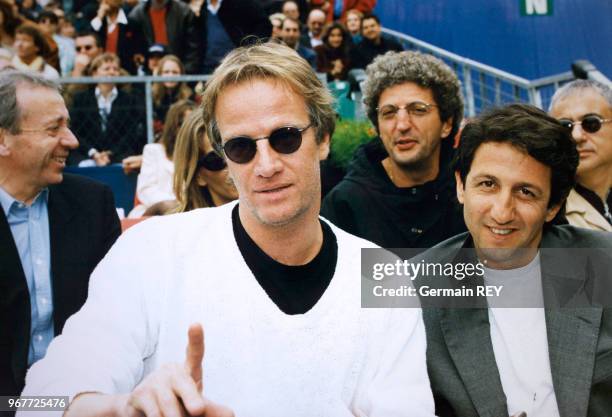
[71,31,103,77]
[0,70,120,402]
[549,79,612,232]
[322,50,466,252]
[20,43,435,416]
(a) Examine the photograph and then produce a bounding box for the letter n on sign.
[520,0,553,16]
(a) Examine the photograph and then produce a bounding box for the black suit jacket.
[129,0,202,74]
[198,0,272,47]
[92,16,147,75]
[418,226,612,417]
[69,88,146,165]
[0,174,121,397]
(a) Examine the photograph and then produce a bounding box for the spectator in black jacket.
[195,0,272,74]
[322,51,466,250]
[349,13,402,69]
[314,22,351,81]
[69,53,146,166]
[128,0,201,74]
[90,0,146,74]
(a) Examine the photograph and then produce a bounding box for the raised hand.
[65,324,234,417]
[123,324,234,417]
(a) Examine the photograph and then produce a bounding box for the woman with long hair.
[173,110,238,212]
[129,99,197,217]
[315,22,352,81]
[152,54,193,135]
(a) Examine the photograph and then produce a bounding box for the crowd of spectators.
[1,0,612,413]
[0,0,393,182]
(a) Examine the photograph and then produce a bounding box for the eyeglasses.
[76,45,94,52]
[377,101,437,120]
[197,151,226,172]
[221,124,311,164]
[557,115,612,134]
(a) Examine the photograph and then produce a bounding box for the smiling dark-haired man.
[322,50,466,251]
[419,104,612,417]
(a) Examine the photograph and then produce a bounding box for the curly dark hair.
[454,103,579,208]
[362,50,464,140]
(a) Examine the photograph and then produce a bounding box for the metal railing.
[383,28,575,116]
[59,73,330,145]
[59,74,211,145]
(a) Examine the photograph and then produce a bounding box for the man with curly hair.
[322,50,466,250]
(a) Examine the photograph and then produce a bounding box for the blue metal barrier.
[64,164,137,213]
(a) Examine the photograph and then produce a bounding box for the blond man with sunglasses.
[549,79,612,232]
[20,42,435,417]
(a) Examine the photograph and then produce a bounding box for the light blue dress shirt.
[0,186,55,366]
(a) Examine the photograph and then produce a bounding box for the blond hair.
[173,111,209,212]
[89,52,120,74]
[200,42,336,154]
[152,55,193,107]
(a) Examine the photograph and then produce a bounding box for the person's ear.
[318,132,330,161]
[0,129,11,157]
[545,203,562,223]
[441,117,453,140]
[195,168,208,187]
[455,171,465,204]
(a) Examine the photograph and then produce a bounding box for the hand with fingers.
[93,151,111,167]
[65,324,234,417]
[122,155,142,174]
[121,324,234,417]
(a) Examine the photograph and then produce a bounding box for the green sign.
[520,0,553,16]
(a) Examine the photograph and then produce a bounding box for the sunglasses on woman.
[558,115,612,134]
[197,151,226,172]
[221,124,311,164]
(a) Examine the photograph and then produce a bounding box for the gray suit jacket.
[420,225,612,417]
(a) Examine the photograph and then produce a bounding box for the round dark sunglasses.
[221,124,311,164]
[558,115,612,134]
[197,151,226,172]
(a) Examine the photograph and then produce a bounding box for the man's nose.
[395,108,413,131]
[490,190,515,224]
[253,140,283,178]
[571,123,587,143]
[62,128,79,150]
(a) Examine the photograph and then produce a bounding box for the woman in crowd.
[152,54,194,135]
[129,99,197,217]
[11,22,58,78]
[315,22,351,81]
[345,9,363,44]
[173,110,238,212]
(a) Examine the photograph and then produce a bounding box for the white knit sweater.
[21,202,434,417]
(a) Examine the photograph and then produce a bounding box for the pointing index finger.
[185,323,204,391]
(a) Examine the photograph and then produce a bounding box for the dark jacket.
[0,174,121,398]
[321,137,466,250]
[297,44,317,69]
[349,34,403,69]
[129,0,202,74]
[314,44,351,81]
[197,0,271,47]
[92,16,147,74]
[69,88,146,165]
[419,226,612,417]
